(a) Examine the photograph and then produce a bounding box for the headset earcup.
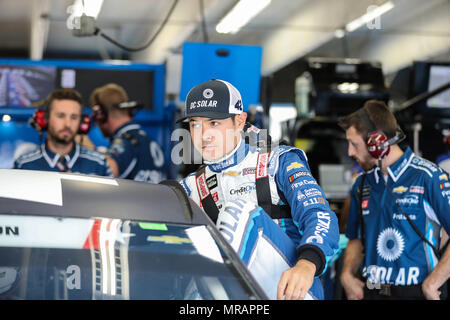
[78,114,91,134]
[366,130,390,159]
[92,105,107,124]
[30,109,48,132]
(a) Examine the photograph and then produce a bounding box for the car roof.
[0,169,211,225]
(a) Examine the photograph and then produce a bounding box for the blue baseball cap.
[177,79,243,123]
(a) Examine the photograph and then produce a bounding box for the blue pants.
[216,199,324,300]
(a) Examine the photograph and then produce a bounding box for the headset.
[30,106,91,135]
[357,108,406,160]
[91,92,140,124]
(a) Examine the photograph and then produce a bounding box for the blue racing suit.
[13,142,112,177]
[108,121,166,183]
[346,147,450,286]
[181,138,340,299]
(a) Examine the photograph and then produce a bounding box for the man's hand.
[277,259,316,300]
[422,279,441,300]
[340,271,365,300]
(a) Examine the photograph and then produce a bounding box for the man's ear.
[236,112,247,130]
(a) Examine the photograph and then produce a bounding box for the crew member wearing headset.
[339,100,450,300]
[86,83,166,183]
[13,88,112,177]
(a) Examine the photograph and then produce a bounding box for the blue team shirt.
[346,147,450,285]
[13,143,112,177]
[108,122,166,183]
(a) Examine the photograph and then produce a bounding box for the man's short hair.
[89,83,129,108]
[45,88,83,114]
[338,100,399,139]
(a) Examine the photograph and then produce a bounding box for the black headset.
[91,92,140,124]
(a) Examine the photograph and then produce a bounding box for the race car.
[0,169,267,300]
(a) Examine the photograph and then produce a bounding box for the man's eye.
[190,122,200,129]
[210,121,220,126]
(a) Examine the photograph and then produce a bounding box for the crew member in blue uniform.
[339,100,450,300]
[88,83,166,183]
[178,79,339,300]
[14,88,112,177]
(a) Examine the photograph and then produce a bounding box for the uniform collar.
[206,138,249,172]
[112,121,141,140]
[387,146,414,182]
[42,142,80,169]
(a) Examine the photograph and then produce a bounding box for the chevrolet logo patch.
[393,186,408,194]
[287,162,304,171]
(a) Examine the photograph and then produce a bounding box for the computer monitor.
[0,65,56,107]
[410,61,450,117]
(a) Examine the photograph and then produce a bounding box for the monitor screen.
[56,68,155,110]
[0,65,56,107]
[427,65,450,110]
[410,61,450,117]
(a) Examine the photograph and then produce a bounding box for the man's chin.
[53,136,74,145]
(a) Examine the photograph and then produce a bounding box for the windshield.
[0,214,260,300]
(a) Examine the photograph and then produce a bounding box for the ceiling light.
[216,0,271,34]
[334,29,346,39]
[345,1,394,33]
[71,0,104,19]
[2,114,11,122]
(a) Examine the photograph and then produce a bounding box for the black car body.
[0,169,267,300]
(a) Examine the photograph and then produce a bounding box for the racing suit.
[13,142,112,177]
[181,137,340,299]
[346,147,450,294]
[108,121,166,183]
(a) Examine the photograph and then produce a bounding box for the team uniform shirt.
[108,121,166,183]
[13,143,113,177]
[346,147,450,286]
[437,154,450,174]
[180,138,340,276]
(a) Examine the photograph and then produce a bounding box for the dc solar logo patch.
[376,227,405,262]
[203,89,214,99]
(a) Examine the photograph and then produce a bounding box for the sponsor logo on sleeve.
[440,182,450,189]
[286,162,304,172]
[439,173,448,181]
[288,171,312,183]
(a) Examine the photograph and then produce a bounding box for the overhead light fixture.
[216,0,271,34]
[334,29,346,39]
[337,82,360,94]
[2,114,11,122]
[71,0,104,19]
[345,1,394,33]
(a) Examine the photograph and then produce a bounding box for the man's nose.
[348,143,354,157]
[202,126,213,142]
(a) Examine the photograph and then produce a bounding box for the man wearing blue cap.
[178,79,339,300]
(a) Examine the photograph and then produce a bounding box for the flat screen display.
[427,65,450,109]
[0,65,56,107]
[56,68,154,110]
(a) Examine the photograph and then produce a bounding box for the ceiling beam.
[30,0,50,60]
